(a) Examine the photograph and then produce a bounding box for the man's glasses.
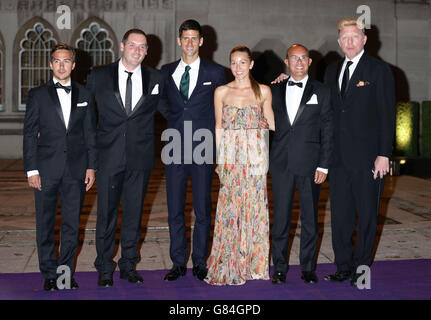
[288,55,309,62]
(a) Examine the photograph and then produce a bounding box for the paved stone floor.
[1,159,431,274]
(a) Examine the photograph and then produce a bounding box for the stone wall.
[0,0,430,158]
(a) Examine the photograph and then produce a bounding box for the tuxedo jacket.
[23,80,96,180]
[269,78,333,177]
[86,60,170,171]
[324,53,396,170]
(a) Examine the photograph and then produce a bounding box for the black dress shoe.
[120,270,143,283]
[164,266,186,282]
[70,278,79,289]
[324,271,352,282]
[192,265,208,281]
[97,273,113,287]
[301,271,318,284]
[271,271,286,284]
[43,279,58,291]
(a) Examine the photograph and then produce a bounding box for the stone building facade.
[0,0,429,157]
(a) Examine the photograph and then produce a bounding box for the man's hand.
[259,117,269,129]
[85,169,96,191]
[271,73,288,84]
[314,170,327,184]
[373,156,390,180]
[28,175,42,191]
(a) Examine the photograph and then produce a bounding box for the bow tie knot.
[288,80,303,88]
[54,82,72,94]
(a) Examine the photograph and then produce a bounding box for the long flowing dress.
[205,104,270,286]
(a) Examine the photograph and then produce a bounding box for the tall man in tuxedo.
[161,20,226,281]
[87,29,170,287]
[23,43,97,291]
[323,18,395,286]
[270,44,333,285]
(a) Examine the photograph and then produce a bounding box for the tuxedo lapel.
[336,60,343,97]
[112,61,126,112]
[344,54,367,101]
[279,80,291,126]
[67,82,79,132]
[335,60,344,93]
[131,65,151,115]
[188,59,204,102]
[47,80,67,130]
[292,79,313,126]
[142,65,150,96]
[169,60,184,104]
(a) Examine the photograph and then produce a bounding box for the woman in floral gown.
[205,46,275,285]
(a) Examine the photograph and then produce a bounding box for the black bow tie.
[54,82,72,94]
[288,80,303,88]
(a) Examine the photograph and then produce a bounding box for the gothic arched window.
[18,22,57,110]
[75,22,115,67]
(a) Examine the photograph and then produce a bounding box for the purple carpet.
[0,259,430,300]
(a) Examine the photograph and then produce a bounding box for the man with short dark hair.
[23,43,97,291]
[87,29,170,287]
[161,19,226,282]
[323,18,395,286]
[121,28,147,45]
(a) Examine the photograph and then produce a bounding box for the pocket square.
[356,80,370,87]
[306,94,318,104]
[151,84,159,95]
[77,102,88,107]
[203,82,212,86]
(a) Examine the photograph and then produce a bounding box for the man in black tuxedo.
[86,29,170,287]
[323,18,395,286]
[160,20,226,282]
[270,44,333,285]
[23,43,97,291]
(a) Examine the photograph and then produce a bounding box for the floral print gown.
[205,104,270,286]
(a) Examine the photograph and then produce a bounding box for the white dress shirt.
[27,77,72,178]
[54,77,72,130]
[285,75,328,175]
[285,75,309,124]
[172,57,200,98]
[118,60,143,111]
[338,49,364,90]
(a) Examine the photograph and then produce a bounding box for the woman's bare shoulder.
[258,84,272,101]
[216,82,236,97]
[259,83,271,94]
[216,83,233,92]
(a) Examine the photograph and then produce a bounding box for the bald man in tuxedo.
[270,44,333,285]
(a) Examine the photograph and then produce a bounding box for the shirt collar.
[345,49,364,65]
[119,59,142,76]
[180,56,200,70]
[288,75,308,87]
[53,77,71,86]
